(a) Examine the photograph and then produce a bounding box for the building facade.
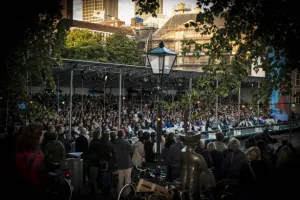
[69,0,118,23]
[134,0,163,20]
[291,71,300,114]
[145,4,225,72]
[61,18,135,41]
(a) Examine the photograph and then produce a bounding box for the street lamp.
[146,41,177,177]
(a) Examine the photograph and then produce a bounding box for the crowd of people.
[1,92,274,139]
[1,121,299,200]
[1,92,294,200]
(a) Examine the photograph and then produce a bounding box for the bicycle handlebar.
[133,165,151,173]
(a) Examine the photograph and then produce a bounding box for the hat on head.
[181,130,201,144]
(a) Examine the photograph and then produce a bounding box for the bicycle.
[117,166,166,200]
[166,181,188,200]
[167,180,212,200]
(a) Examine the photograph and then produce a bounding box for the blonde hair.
[228,137,241,150]
[207,142,216,151]
[247,147,261,161]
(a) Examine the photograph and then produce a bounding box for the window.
[295,73,300,86]
[295,90,300,104]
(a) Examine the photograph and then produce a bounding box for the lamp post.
[146,41,177,178]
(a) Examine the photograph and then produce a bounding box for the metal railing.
[202,121,300,141]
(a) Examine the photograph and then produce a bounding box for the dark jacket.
[167,142,185,166]
[195,146,214,168]
[44,140,66,164]
[88,138,115,170]
[239,160,270,200]
[58,134,71,153]
[75,135,89,160]
[114,137,132,170]
[209,150,224,180]
[223,148,248,179]
[144,140,155,163]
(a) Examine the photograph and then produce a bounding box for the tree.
[62,29,107,62]
[64,29,104,48]
[0,0,65,100]
[134,0,300,106]
[62,30,141,65]
[105,31,141,65]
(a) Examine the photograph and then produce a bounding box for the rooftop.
[60,18,136,36]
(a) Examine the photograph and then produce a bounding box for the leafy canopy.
[63,30,141,65]
[62,29,107,62]
[1,0,64,100]
[134,0,300,107]
[105,31,141,65]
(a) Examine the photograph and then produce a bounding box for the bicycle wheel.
[117,183,136,200]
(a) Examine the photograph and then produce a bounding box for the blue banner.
[135,17,143,23]
[268,48,289,121]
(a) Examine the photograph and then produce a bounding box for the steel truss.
[56,59,201,79]
[55,59,263,82]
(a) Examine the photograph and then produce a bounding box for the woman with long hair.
[15,123,48,199]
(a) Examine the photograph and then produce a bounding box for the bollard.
[67,152,83,197]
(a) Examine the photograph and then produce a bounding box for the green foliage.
[26,101,60,123]
[1,0,64,100]
[135,0,300,106]
[132,0,160,17]
[62,45,108,62]
[63,29,106,61]
[62,30,141,65]
[105,31,141,65]
[65,29,104,48]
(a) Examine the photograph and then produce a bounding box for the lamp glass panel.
[148,54,164,74]
[163,55,176,75]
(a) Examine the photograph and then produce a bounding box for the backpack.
[16,152,44,192]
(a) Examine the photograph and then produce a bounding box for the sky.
[119,0,198,24]
[73,0,198,25]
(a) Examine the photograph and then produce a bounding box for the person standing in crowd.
[223,138,248,180]
[44,132,66,170]
[76,127,89,185]
[195,139,214,169]
[167,134,185,181]
[57,124,71,153]
[132,130,145,168]
[42,125,55,151]
[207,142,224,181]
[98,131,115,196]
[88,129,101,193]
[114,130,133,193]
[214,132,227,152]
[144,132,155,164]
[15,123,48,200]
[110,131,117,145]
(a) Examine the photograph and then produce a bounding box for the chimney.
[194,7,201,13]
[177,3,185,14]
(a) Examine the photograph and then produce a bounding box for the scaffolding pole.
[69,69,73,139]
[118,73,122,130]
